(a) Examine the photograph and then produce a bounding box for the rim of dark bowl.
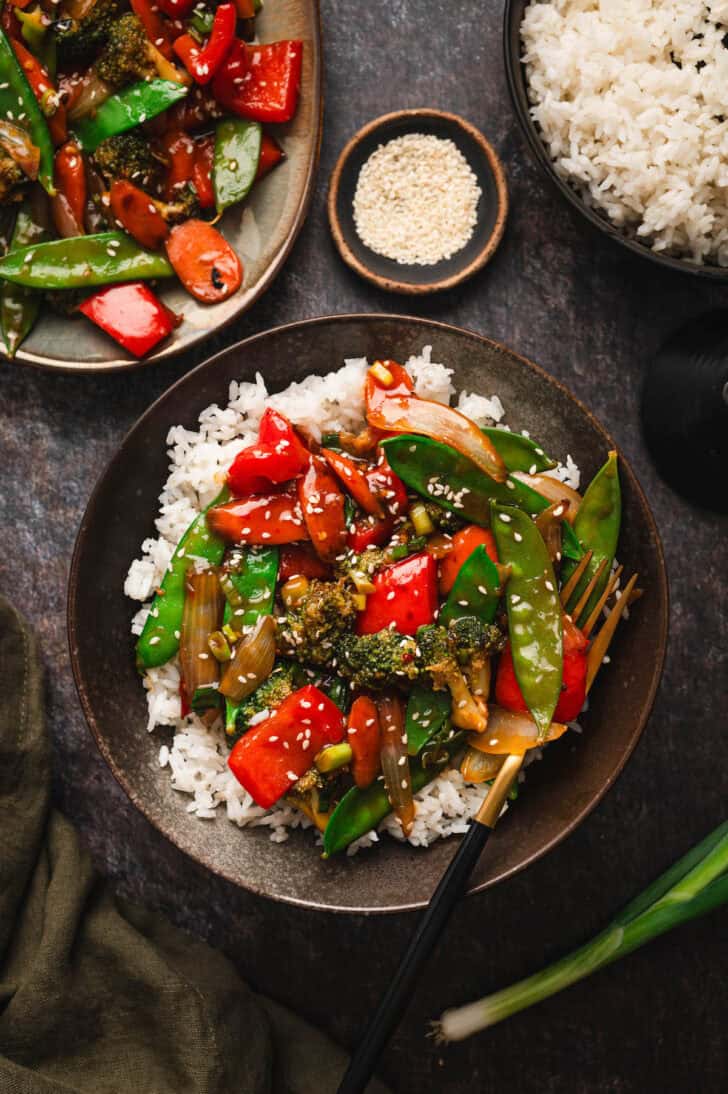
[10,1,324,375]
[503,0,728,281]
[67,313,669,913]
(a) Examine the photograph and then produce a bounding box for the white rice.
[522,0,728,265]
[125,347,580,849]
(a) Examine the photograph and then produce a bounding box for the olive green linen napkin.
[0,597,388,1094]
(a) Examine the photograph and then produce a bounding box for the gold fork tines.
[560,549,593,606]
[570,556,608,623]
[582,564,624,637]
[586,573,639,692]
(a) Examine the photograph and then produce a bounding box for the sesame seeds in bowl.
[328,110,509,295]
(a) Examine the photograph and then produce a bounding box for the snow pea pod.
[561,451,621,624]
[381,435,559,525]
[482,427,556,473]
[213,118,261,213]
[221,545,279,733]
[439,544,501,627]
[0,232,174,288]
[0,28,55,194]
[405,685,451,756]
[136,487,230,671]
[492,503,563,740]
[1,197,49,357]
[73,79,188,152]
[322,735,464,856]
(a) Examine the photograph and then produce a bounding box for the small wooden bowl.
[328,109,508,294]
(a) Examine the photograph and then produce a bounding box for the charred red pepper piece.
[346,514,393,552]
[439,525,499,596]
[206,488,307,545]
[110,180,169,251]
[131,0,173,59]
[212,39,302,123]
[191,134,215,208]
[159,130,196,200]
[357,552,438,637]
[227,408,310,495]
[298,456,347,562]
[173,3,236,85]
[496,614,588,724]
[78,282,176,357]
[347,696,381,789]
[321,448,385,519]
[278,543,331,582]
[228,685,344,808]
[165,218,242,303]
[256,132,285,180]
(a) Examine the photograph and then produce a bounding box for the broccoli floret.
[156,186,200,224]
[417,619,504,731]
[92,133,156,186]
[94,13,157,90]
[226,660,302,743]
[422,500,465,533]
[54,0,126,65]
[0,148,26,204]
[277,580,358,666]
[338,630,420,690]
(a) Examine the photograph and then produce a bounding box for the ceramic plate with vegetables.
[0,0,320,368]
[126,345,634,858]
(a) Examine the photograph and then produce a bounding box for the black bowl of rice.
[505,0,728,278]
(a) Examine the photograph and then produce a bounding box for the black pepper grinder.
[641,311,728,514]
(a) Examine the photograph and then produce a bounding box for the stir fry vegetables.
[136,360,635,855]
[0,1,301,358]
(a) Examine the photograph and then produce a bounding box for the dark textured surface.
[0,1,726,1090]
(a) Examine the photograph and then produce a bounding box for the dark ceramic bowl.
[11,1,322,373]
[504,0,728,281]
[328,110,508,294]
[68,315,668,913]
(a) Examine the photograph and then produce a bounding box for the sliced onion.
[67,72,113,122]
[0,120,40,180]
[460,747,504,784]
[219,615,276,702]
[179,569,225,703]
[52,191,84,238]
[65,0,99,19]
[513,472,582,521]
[535,499,571,562]
[467,706,568,755]
[449,668,488,732]
[367,395,507,483]
[378,694,415,836]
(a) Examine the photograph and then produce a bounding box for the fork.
[336,562,640,1094]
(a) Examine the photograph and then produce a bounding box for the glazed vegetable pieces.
[136,364,635,854]
[0,5,301,358]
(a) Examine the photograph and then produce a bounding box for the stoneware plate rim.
[327,109,509,295]
[68,313,668,914]
[503,0,728,281]
[7,0,323,374]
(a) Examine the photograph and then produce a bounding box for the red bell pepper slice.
[321,448,385,519]
[496,614,588,724]
[10,38,67,146]
[366,452,408,517]
[191,134,215,209]
[298,456,347,562]
[228,685,344,809]
[52,141,86,236]
[173,3,236,85]
[227,408,310,496]
[110,180,169,251]
[439,525,499,595]
[346,514,393,552]
[278,544,331,583]
[206,488,308,545]
[212,39,302,124]
[131,0,173,59]
[78,283,176,357]
[256,132,285,180]
[158,0,196,18]
[347,696,381,789]
[165,218,242,303]
[159,130,196,200]
[356,552,438,637]
[364,360,414,416]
